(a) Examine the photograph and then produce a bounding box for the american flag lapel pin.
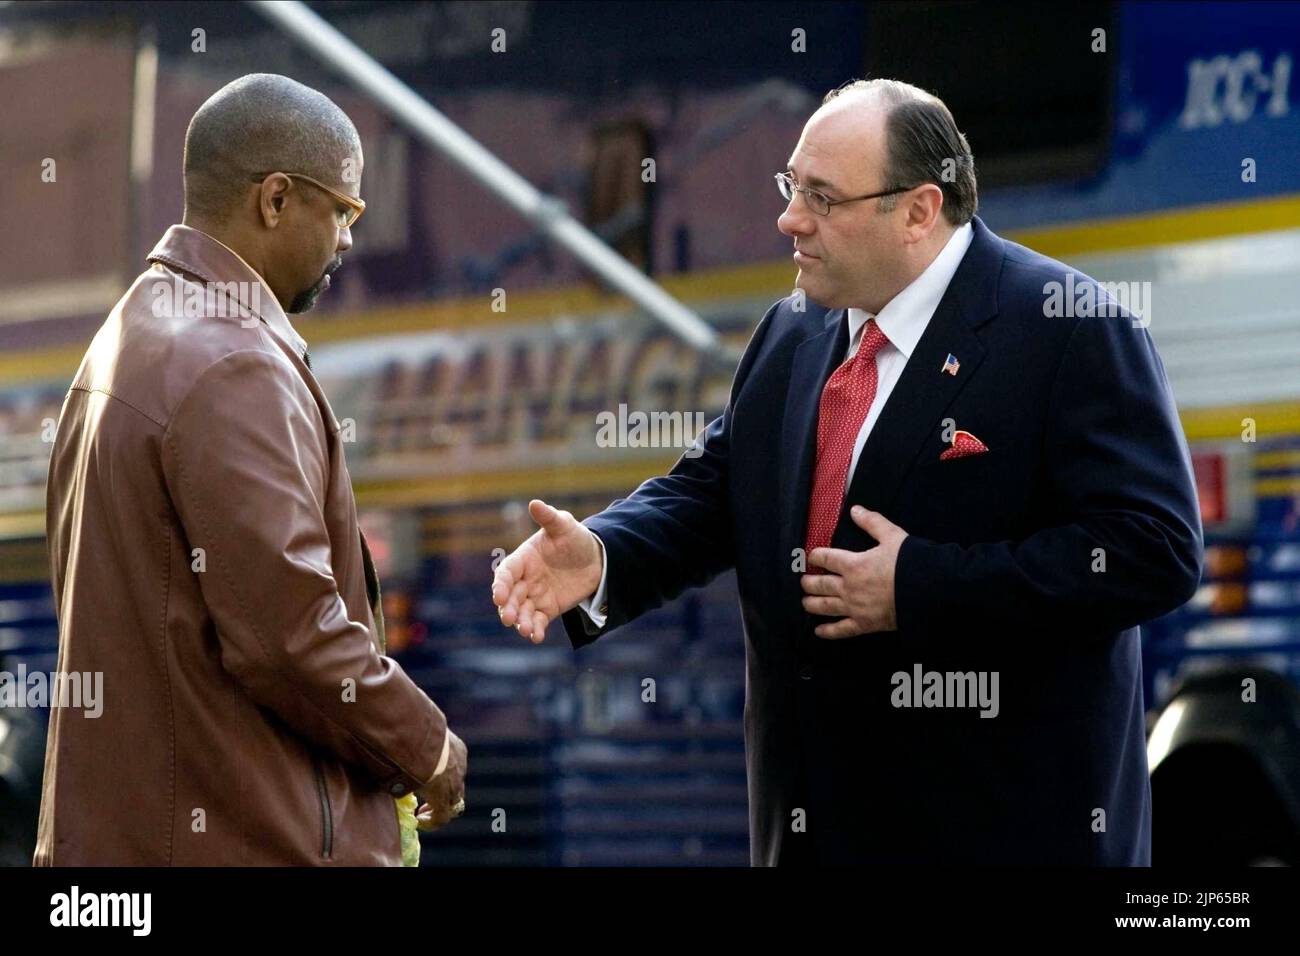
[941,353,960,376]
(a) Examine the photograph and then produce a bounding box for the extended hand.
[801,505,908,638]
[491,499,603,644]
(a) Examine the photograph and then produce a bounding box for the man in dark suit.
[491,79,1202,865]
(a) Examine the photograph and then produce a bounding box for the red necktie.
[805,318,890,563]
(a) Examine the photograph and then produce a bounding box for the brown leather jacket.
[36,225,451,865]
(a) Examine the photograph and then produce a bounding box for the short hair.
[183,73,361,223]
[822,78,978,226]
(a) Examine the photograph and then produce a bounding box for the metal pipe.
[247,0,723,357]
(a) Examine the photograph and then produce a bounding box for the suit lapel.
[833,216,1004,549]
[832,304,984,550]
[778,309,849,564]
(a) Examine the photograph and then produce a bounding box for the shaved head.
[183,73,360,224]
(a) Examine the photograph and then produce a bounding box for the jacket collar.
[146,224,309,361]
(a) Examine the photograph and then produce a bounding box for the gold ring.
[452,797,466,816]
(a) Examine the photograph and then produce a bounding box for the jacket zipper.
[311,755,334,859]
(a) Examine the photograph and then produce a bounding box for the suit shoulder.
[995,238,1144,334]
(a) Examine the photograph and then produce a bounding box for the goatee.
[289,258,343,314]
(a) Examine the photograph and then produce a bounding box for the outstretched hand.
[491,499,604,644]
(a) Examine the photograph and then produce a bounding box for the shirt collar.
[847,221,974,358]
[146,224,310,361]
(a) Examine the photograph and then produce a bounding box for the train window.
[865,0,1115,186]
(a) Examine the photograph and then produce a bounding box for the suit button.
[390,783,408,796]
[799,664,814,681]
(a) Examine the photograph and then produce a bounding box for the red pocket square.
[940,430,989,460]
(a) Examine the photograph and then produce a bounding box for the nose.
[336,224,353,254]
[777,194,815,238]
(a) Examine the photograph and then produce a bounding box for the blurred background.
[0,0,1298,866]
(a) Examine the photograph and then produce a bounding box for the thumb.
[529,499,567,536]
[850,505,897,539]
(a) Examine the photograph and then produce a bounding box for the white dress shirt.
[579,222,975,629]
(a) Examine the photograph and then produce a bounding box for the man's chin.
[288,276,330,314]
[287,293,320,314]
[794,275,833,309]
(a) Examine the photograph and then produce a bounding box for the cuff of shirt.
[576,532,609,631]
[431,729,451,777]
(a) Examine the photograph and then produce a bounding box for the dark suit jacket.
[562,216,1203,865]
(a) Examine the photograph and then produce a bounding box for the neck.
[183,215,250,262]
[181,216,287,310]
[863,223,956,313]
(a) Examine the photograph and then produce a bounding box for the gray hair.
[183,73,361,223]
[823,78,978,226]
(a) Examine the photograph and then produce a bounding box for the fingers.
[849,505,904,541]
[515,597,537,639]
[802,595,846,616]
[501,575,529,628]
[493,553,527,625]
[416,803,453,832]
[415,803,442,832]
[510,601,547,644]
[800,573,842,597]
[491,562,514,607]
[815,617,865,640]
[808,548,850,574]
[415,772,468,832]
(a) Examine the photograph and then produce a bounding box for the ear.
[258,173,293,229]
[903,183,945,241]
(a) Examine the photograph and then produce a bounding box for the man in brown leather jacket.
[36,73,466,865]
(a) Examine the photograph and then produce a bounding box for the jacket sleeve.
[561,300,781,647]
[895,311,1205,638]
[161,348,447,795]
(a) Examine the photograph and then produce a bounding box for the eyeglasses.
[775,170,919,216]
[249,171,366,228]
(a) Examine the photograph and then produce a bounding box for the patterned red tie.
[805,318,890,565]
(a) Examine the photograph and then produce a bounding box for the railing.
[247,0,726,361]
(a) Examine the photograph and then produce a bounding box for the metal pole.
[247,0,723,357]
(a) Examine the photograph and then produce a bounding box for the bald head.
[819,78,977,226]
[183,73,361,224]
[778,77,976,312]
